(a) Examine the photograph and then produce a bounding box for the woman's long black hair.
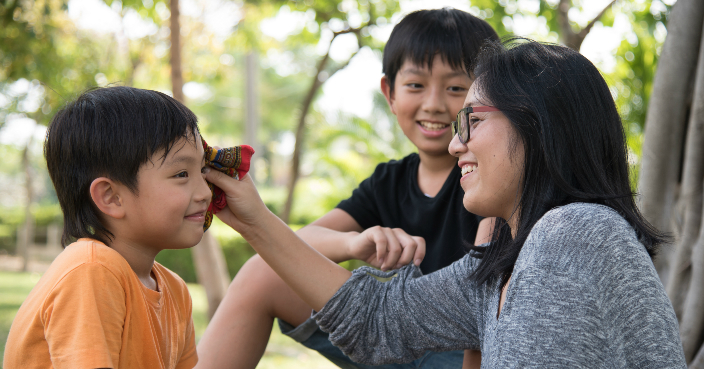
[467,39,668,288]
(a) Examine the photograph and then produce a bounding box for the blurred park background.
[0,0,677,367]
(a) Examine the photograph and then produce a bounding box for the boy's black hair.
[44,86,200,247]
[382,8,500,92]
[466,38,668,288]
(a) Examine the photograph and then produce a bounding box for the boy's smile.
[382,54,471,159]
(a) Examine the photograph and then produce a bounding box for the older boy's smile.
[417,120,451,136]
[382,54,471,159]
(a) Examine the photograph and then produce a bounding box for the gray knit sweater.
[313,203,686,368]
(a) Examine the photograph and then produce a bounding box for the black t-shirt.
[337,153,481,274]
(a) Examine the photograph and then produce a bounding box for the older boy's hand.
[348,227,426,271]
[204,168,271,238]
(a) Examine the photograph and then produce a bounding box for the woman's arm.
[205,170,483,364]
[205,170,351,311]
[461,218,494,369]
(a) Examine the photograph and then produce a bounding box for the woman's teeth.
[419,121,447,131]
[461,165,477,176]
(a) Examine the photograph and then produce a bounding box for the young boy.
[3,87,210,369]
[197,8,498,369]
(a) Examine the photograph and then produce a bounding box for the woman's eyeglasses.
[451,106,500,144]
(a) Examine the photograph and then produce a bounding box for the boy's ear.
[380,76,397,115]
[90,178,126,220]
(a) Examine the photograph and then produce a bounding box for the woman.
[202,39,686,368]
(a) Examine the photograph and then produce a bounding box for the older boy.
[197,8,498,369]
[3,87,209,369]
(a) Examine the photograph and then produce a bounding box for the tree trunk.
[638,0,704,279]
[191,232,231,319]
[692,342,704,368]
[245,51,260,182]
[665,26,704,317]
[280,51,329,223]
[170,0,184,103]
[169,0,230,319]
[18,142,33,272]
[677,19,704,362]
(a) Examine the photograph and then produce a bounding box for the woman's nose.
[448,133,467,157]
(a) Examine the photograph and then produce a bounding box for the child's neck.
[416,152,458,198]
[108,238,159,291]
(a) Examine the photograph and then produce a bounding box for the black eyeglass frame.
[452,106,500,144]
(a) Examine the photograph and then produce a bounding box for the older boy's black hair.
[44,86,200,247]
[382,8,499,92]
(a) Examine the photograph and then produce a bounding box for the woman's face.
[449,83,524,227]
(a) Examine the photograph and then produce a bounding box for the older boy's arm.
[206,170,351,311]
[295,209,363,262]
[297,209,426,270]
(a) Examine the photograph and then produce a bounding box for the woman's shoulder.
[532,202,633,241]
[516,203,650,276]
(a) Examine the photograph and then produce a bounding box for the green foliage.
[155,234,256,284]
[0,0,676,272]
[155,248,197,283]
[0,271,40,365]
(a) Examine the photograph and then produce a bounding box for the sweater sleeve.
[313,255,483,365]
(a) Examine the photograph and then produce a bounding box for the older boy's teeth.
[461,165,478,176]
[419,121,446,131]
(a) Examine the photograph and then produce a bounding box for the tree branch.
[280,26,363,223]
[578,0,617,41]
[556,0,617,50]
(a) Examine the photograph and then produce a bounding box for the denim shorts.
[278,317,464,369]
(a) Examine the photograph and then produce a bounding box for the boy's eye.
[406,83,423,89]
[448,86,467,93]
[175,171,188,178]
[470,118,481,127]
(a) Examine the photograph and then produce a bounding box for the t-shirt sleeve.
[176,296,198,369]
[336,166,382,229]
[313,255,482,365]
[42,262,126,369]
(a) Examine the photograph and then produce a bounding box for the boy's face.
[119,134,211,251]
[382,54,471,158]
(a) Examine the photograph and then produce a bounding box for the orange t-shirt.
[3,239,197,369]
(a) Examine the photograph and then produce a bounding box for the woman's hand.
[204,168,270,238]
[205,167,352,312]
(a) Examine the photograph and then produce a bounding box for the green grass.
[0,271,335,369]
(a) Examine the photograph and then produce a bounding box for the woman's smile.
[460,163,478,178]
[449,82,524,222]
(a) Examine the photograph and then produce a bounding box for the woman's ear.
[380,76,397,115]
[90,178,126,219]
